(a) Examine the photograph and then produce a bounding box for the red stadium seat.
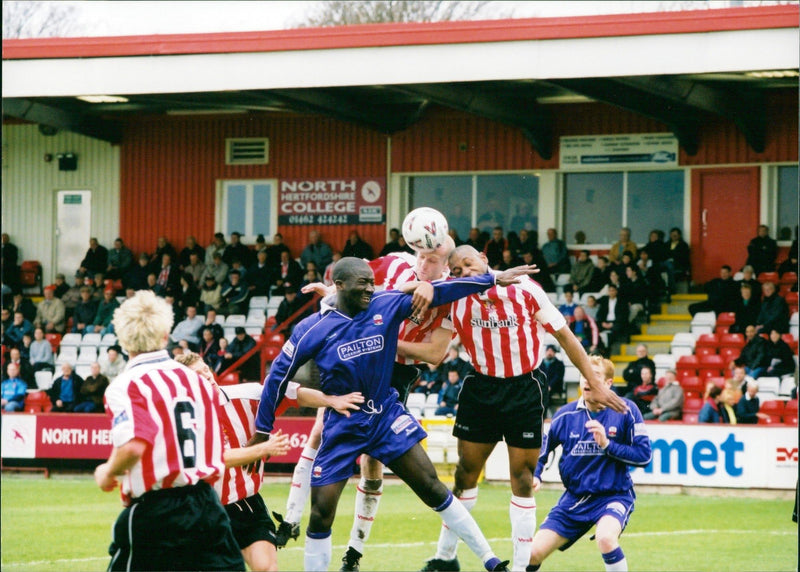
[19,260,43,295]
[218,371,240,386]
[783,400,798,425]
[698,354,725,378]
[264,332,284,346]
[714,325,730,335]
[779,272,798,286]
[265,316,277,329]
[785,291,799,305]
[758,415,780,425]
[682,412,699,424]
[45,333,62,353]
[707,376,726,389]
[718,333,745,350]
[657,376,668,390]
[24,391,52,413]
[695,346,717,358]
[719,347,741,365]
[695,333,720,349]
[757,272,779,284]
[760,400,786,418]
[683,396,704,414]
[716,312,736,327]
[261,345,281,363]
[680,376,705,398]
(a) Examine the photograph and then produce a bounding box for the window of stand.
[406,174,540,243]
[776,165,798,242]
[218,180,277,242]
[563,170,685,245]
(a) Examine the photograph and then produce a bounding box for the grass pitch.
[1,474,796,571]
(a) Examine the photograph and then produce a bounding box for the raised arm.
[396,326,452,365]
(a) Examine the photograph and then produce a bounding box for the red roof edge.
[2,4,797,60]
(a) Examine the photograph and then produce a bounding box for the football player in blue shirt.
[527,356,651,572]
[251,257,537,572]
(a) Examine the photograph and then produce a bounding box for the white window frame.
[216,179,278,242]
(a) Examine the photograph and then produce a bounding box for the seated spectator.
[219,270,249,316]
[620,265,648,324]
[223,231,253,268]
[626,365,657,415]
[497,249,521,271]
[200,275,222,312]
[271,250,303,296]
[1,307,11,333]
[88,273,105,302]
[124,253,152,291]
[596,284,629,348]
[465,227,486,252]
[301,230,333,271]
[719,381,739,424]
[641,230,668,269]
[735,379,765,424]
[106,238,133,280]
[229,258,248,282]
[483,227,508,269]
[730,282,761,334]
[99,344,127,379]
[72,287,98,333]
[608,227,638,265]
[558,291,578,319]
[582,295,599,321]
[205,232,226,265]
[698,385,725,423]
[5,310,34,348]
[3,347,34,388]
[540,344,565,402]
[598,269,623,298]
[1,363,28,412]
[736,265,762,300]
[643,370,684,421]
[35,285,69,333]
[583,255,610,295]
[254,234,267,252]
[439,346,472,380]
[265,233,291,268]
[148,236,177,273]
[73,362,109,413]
[214,338,229,373]
[756,281,790,334]
[567,250,595,294]
[516,229,537,259]
[273,285,309,334]
[569,306,602,355]
[88,287,119,335]
[169,305,204,350]
[764,328,796,377]
[222,326,258,380]
[247,249,272,297]
[8,290,36,322]
[737,324,771,378]
[746,224,778,275]
[198,327,221,371]
[154,253,181,298]
[688,265,739,316]
[727,364,755,394]
[664,227,691,292]
[178,235,205,270]
[434,368,463,417]
[176,273,200,319]
[79,237,109,276]
[201,252,230,286]
[619,344,656,397]
[542,228,571,275]
[29,327,55,373]
[52,273,69,298]
[47,362,85,412]
[638,250,667,312]
[517,249,553,293]
[342,230,374,260]
[183,251,206,285]
[201,309,225,341]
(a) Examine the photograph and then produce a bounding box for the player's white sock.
[434,487,478,560]
[510,495,536,571]
[285,445,317,523]
[602,547,627,571]
[434,490,495,565]
[304,531,331,572]
[347,477,383,553]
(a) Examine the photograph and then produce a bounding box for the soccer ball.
[402,207,449,252]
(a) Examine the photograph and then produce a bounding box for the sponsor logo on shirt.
[570,440,604,456]
[633,422,648,436]
[337,335,384,361]
[113,410,129,427]
[282,340,295,358]
[470,316,519,329]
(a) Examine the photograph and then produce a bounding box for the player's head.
[580,355,614,406]
[113,290,174,356]
[447,245,489,278]
[333,257,375,315]
[174,351,215,384]
[415,235,455,281]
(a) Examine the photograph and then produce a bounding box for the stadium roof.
[2,4,798,157]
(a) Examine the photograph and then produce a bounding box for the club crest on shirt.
[373,314,383,325]
[337,335,384,361]
[608,426,618,437]
[313,465,322,478]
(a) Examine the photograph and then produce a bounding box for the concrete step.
[663,300,695,314]
[673,293,707,301]
[631,333,674,343]
[650,313,692,321]
[619,341,671,356]
[642,321,693,337]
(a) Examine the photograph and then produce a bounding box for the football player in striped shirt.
[95,290,244,571]
[422,245,627,572]
[251,257,539,572]
[527,356,651,572]
[175,351,364,571]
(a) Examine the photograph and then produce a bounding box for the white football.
[402,207,449,252]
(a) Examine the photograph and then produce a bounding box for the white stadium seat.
[81,333,102,347]
[59,333,82,347]
[250,296,269,310]
[35,370,54,390]
[56,346,78,365]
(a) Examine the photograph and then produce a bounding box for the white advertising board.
[560,133,679,170]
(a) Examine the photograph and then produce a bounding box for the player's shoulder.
[220,382,263,402]
[550,401,581,424]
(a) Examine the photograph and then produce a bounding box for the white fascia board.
[3,28,797,98]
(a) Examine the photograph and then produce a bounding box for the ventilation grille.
[225,138,269,165]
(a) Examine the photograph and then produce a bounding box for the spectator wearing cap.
[87,286,120,335]
[205,232,226,265]
[52,273,69,298]
[223,231,253,267]
[99,344,127,379]
[106,237,133,280]
[273,285,309,334]
[222,326,258,379]
[34,285,66,334]
[219,270,249,316]
[201,252,229,286]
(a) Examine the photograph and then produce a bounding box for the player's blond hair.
[113,290,173,354]
[174,352,202,368]
[589,355,615,380]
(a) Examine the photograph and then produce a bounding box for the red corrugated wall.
[120,115,388,259]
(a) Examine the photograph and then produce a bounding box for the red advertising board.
[1,413,316,463]
[278,178,386,225]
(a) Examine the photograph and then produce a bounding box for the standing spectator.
[736,380,766,424]
[205,232,227,265]
[746,224,778,275]
[178,235,205,270]
[764,328,796,377]
[641,230,668,268]
[73,362,109,413]
[731,282,761,334]
[265,233,291,269]
[1,232,20,290]
[79,237,109,276]
[106,238,133,280]
[247,249,272,297]
[756,281,790,334]
[201,252,230,286]
[643,370,684,421]
[220,270,249,316]
[608,227,638,265]
[379,228,404,257]
[223,231,253,268]
[183,251,206,285]
[737,324,770,378]
[34,285,66,334]
[688,265,739,316]
[542,228,570,274]
[539,344,566,406]
[99,344,127,379]
[271,250,303,296]
[482,227,509,269]
[124,253,151,291]
[736,265,762,300]
[434,369,463,417]
[664,227,691,292]
[87,287,119,335]
[596,284,630,348]
[5,311,34,348]
[72,287,98,333]
[301,230,334,271]
[620,344,656,397]
[342,230,374,260]
[567,250,595,294]
[51,273,69,298]
[47,362,85,412]
[29,327,55,373]
[569,306,601,355]
[169,305,204,350]
[148,236,177,273]
[1,363,27,412]
[94,290,244,572]
[154,253,181,298]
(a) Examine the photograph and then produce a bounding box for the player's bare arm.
[94,437,148,492]
[301,282,334,297]
[297,388,365,416]
[585,420,610,448]
[223,429,291,468]
[396,326,452,364]
[494,264,540,286]
[553,327,627,413]
[396,279,435,316]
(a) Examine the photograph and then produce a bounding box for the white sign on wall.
[560,133,679,171]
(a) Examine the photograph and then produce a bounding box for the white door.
[56,190,92,279]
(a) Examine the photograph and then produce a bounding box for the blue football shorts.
[539,489,635,550]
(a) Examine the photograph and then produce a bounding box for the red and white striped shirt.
[368,253,453,365]
[450,274,566,378]
[104,350,226,503]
